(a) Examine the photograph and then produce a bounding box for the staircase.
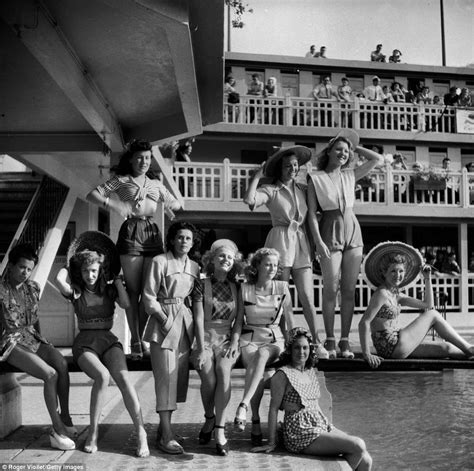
[0,173,41,258]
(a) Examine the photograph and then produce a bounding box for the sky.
[225,0,474,68]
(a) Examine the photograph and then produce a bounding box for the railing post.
[386,164,394,206]
[353,97,360,130]
[284,94,292,127]
[223,158,230,203]
[461,168,468,208]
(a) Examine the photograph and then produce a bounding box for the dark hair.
[272,152,299,183]
[165,221,197,253]
[69,250,112,296]
[279,328,317,368]
[111,139,157,178]
[244,247,281,284]
[316,136,355,170]
[379,253,407,276]
[201,247,244,283]
[8,243,38,266]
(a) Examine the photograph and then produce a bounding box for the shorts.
[190,326,239,368]
[320,209,363,252]
[116,217,164,256]
[72,330,123,363]
[371,329,400,358]
[240,327,284,365]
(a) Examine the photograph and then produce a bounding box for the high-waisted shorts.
[72,330,123,363]
[371,329,400,358]
[319,208,363,252]
[116,217,164,256]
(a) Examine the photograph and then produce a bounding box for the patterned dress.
[279,365,332,453]
[0,275,50,360]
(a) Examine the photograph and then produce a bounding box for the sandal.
[129,342,143,361]
[234,402,248,432]
[215,425,229,456]
[338,338,355,359]
[199,414,215,444]
[324,337,337,359]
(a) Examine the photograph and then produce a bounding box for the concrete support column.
[0,373,22,438]
[459,222,469,314]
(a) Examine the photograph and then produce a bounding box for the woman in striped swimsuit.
[87,139,181,359]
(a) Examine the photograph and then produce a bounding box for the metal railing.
[223,95,464,134]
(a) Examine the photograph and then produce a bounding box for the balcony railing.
[172,159,474,209]
[223,95,466,134]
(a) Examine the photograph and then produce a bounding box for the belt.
[158,297,183,305]
[127,215,152,220]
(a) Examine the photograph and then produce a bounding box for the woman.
[307,129,382,359]
[233,248,295,445]
[0,244,75,451]
[244,146,328,358]
[253,327,372,471]
[191,239,244,456]
[55,235,149,457]
[359,241,474,369]
[87,139,181,360]
[142,221,204,454]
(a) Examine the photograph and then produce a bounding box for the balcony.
[172,159,474,217]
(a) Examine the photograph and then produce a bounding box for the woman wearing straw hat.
[307,129,382,359]
[359,241,474,369]
[243,146,328,359]
[191,239,244,456]
[87,139,181,360]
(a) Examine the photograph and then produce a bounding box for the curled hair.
[165,221,197,253]
[272,152,299,184]
[279,327,318,368]
[316,136,355,170]
[244,247,281,284]
[111,139,158,178]
[8,243,38,266]
[69,250,111,296]
[201,247,244,283]
[379,253,407,277]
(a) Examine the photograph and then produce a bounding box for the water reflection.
[326,370,474,471]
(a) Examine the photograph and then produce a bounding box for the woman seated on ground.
[253,327,372,471]
[191,239,244,456]
[234,248,295,445]
[55,233,149,457]
[0,244,76,451]
[359,241,474,369]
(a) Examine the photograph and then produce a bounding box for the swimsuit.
[371,301,401,358]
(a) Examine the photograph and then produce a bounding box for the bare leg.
[102,347,149,457]
[394,309,474,359]
[214,355,234,444]
[319,252,343,338]
[303,428,372,471]
[77,351,110,453]
[196,355,217,435]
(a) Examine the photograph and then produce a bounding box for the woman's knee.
[94,369,110,387]
[350,436,367,455]
[43,367,59,384]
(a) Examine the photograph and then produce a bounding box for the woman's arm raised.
[353,146,383,181]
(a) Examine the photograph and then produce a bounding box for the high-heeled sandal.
[129,342,143,361]
[324,337,337,359]
[234,402,248,432]
[214,425,229,456]
[338,338,355,359]
[199,414,215,444]
[250,418,263,446]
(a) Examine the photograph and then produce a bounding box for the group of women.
[2,132,474,470]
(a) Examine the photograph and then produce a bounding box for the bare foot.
[84,431,98,454]
[136,428,150,458]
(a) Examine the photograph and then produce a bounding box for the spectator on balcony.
[388,49,403,63]
[247,73,264,124]
[444,87,461,107]
[392,153,408,170]
[313,76,337,127]
[370,44,386,62]
[433,249,447,273]
[416,86,432,105]
[441,252,461,275]
[382,85,394,104]
[224,76,240,122]
[433,95,441,105]
[86,139,182,361]
[337,77,353,102]
[243,146,329,359]
[390,82,406,102]
[314,46,327,58]
[307,129,383,359]
[264,77,281,125]
[359,242,474,369]
[305,45,317,58]
[363,76,385,102]
[458,87,472,107]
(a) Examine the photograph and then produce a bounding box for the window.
[428,147,448,168]
[280,73,298,97]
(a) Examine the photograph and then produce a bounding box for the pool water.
[326,370,474,471]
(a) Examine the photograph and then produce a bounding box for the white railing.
[223,95,464,134]
[468,274,474,311]
[172,159,474,209]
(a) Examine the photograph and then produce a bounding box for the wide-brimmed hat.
[316,129,360,161]
[264,145,312,178]
[362,241,423,290]
[67,231,121,281]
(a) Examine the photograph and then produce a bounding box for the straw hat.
[316,128,360,161]
[362,241,423,290]
[67,231,121,281]
[264,145,312,178]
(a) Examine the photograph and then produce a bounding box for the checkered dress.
[210,279,234,321]
[279,366,332,453]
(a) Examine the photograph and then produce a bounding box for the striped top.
[96,175,177,208]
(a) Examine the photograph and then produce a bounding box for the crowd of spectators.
[370,44,403,63]
[305,44,327,58]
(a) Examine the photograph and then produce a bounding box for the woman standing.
[87,139,181,360]
[233,248,295,445]
[253,327,372,471]
[191,239,244,456]
[307,130,382,358]
[359,241,474,368]
[142,222,204,454]
[0,244,75,450]
[244,146,328,358]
